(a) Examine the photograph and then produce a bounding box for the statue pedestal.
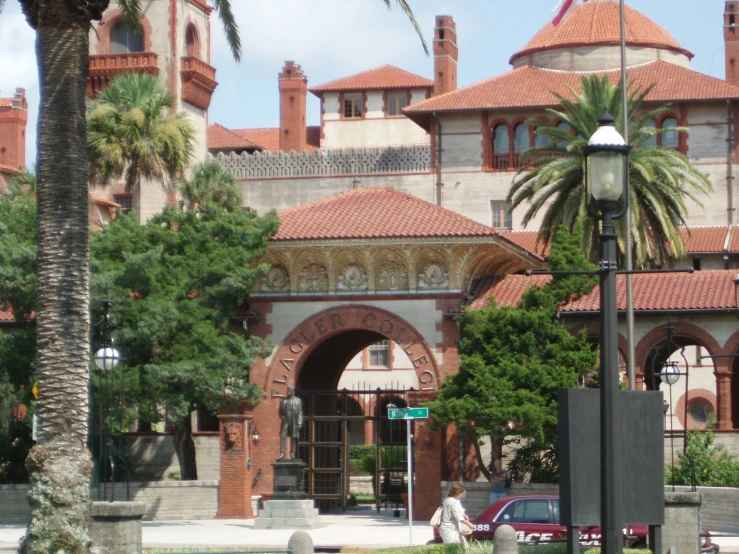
[253,460,324,529]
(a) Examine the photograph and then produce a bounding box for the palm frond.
[210,0,242,62]
[115,0,143,32]
[382,0,429,55]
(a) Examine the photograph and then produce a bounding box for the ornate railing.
[180,56,218,110]
[87,53,159,97]
[210,144,431,179]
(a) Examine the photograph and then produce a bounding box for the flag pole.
[619,0,636,391]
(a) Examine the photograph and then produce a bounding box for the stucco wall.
[512,45,691,71]
[125,433,220,481]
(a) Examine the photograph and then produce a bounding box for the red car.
[431,494,718,553]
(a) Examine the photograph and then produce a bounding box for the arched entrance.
[253,305,441,511]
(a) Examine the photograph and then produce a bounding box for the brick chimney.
[433,16,458,97]
[278,61,308,153]
[725,2,739,85]
[0,88,28,171]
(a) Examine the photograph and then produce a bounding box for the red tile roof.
[498,230,550,257]
[231,127,321,153]
[469,270,739,313]
[208,123,260,151]
[0,99,11,108]
[274,186,497,241]
[89,195,121,208]
[310,64,433,93]
[681,226,730,253]
[404,61,739,129]
[510,1,692,65]
[729,228,739,253]
[0,309,13,322]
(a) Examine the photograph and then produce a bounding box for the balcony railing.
[180,56,218,110]
[87,53,159,97]
[491,151,567,171]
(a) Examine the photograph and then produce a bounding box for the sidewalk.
[1,510,738,553]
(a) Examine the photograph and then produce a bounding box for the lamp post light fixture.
[584,110,630,554]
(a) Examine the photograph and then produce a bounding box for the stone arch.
[264,304,441,395]
[96,9,154,55]
[635,322,722,390]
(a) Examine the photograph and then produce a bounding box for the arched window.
[554,121,573,146]
[492,124,510,170]
[184,24,199,58]
[642,119,657,147]
[110,21,144,54]
[662,117,679,149]
[513,123,530,153]
[534,129,551,148]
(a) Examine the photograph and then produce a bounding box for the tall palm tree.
[177,160,242,212]
[507,75,711,267]
[7,166,37,196]
[0,1,425,551]
[87,72,195,194]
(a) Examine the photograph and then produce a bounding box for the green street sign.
[388,407,429,420]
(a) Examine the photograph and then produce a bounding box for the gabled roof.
[498,230,550,257]
[231,127,321,153]
[510,1,693,65]
[309,64,433,93]
[273,186,497,242]
[469,270,739,313]
[208,123,260,151]
[404,61,739,130]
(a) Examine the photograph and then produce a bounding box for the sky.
[0,0,729,166]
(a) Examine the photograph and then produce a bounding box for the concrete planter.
[90,501,146,554]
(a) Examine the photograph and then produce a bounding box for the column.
[216,413,254,518]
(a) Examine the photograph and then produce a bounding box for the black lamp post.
[92,300,126,501]
[584,110,630,554]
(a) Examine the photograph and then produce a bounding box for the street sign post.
[386,406,428,545]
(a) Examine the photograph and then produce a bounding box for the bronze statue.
[278,386,303,460]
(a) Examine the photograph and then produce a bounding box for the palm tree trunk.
[21,4,100,551]
[173,417,198,480]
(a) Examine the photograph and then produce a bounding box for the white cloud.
[0,1,38,167]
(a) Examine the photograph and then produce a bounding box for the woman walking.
[438,482,473,544]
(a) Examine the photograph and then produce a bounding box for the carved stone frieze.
[417,262,450,290]
[298,264,329,292]
[259,265,290,293]
[377,259,410,291]
[336,263,369,291]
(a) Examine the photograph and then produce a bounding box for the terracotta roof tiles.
[310,64,433,93]
[404,62,739,129]
[0,309,13,322]
[231,127,321,153]
[274,186,497,241]
[681,226,730,253]
[510,1,692,65]
[208,123,259,151]
[729,228,739,253]
[498,230,550,257]
[469,270,739,313]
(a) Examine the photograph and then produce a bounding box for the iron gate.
[297,388,414,512]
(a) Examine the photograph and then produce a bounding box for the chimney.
[726,2,739,85]
[278,61,308,153]
[433,15,458,97]
[0,87,28,171]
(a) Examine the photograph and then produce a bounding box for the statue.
[278,386,303,460]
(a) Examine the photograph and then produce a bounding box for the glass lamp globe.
[660,362,680,386]
[94,346,121,371]
[587,112,628,202]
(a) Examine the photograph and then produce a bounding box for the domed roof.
[510,0,693,66]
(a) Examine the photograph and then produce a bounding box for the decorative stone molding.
[336,263,369,291]
[417,261,450,290]
[259,266,290,293]
[297,264,329,292]
[209,144,431,179]
[87,53,159,98]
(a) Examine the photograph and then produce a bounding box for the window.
[388,92,408,116]
[344,94,363,119]
[662,117,679,149]
[113,194,133,213]
[110,21,144,54]
[513,123,530,153]
[688,399,711,426]
[491,200,512,230]
[492,124,510,170]
[642,119,657,147]
[534,130,551,148]
[554,121,572,145]
[368,340,390,367]
[496,499,551,524]
[184,24,199,58]
[692,258,701,271]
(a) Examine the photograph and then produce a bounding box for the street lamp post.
[585,110,630,554]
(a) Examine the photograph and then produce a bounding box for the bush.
[666,418,739,487]
[350,444,375,459]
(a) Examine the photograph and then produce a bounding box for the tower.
[279,61,308,153]
[433,15,458,97]
[0,88,28,173]
[725,1,739,86]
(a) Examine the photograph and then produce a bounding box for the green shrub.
[666,418,739,487]
[350,444,376,459]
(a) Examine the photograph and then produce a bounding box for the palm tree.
[87,72,195,194]
[7,166,37,196]
[507,75,711,267]
[0,0,425,550]
[178,161,242,212]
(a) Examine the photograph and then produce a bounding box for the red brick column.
[714,360,733,430]
[216,413,254,518]
[409,391,441,521]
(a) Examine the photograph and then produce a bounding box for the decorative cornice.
[180,56,218,110]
